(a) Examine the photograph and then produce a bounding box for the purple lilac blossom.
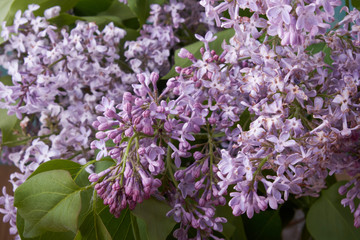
[2,0,360,239]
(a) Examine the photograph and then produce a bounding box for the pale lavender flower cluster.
[190,0,360,229]
[0,5,129,118]
[124,0,210,75]
[201,0,342,45]
[0,187,17,238]
[0,4,134,238]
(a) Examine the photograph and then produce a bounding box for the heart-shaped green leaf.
[14,170,82,238]
[306,181,360,240]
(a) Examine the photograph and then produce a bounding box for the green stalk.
[1,133,54,146]
[119,134,136,185]
[251,156,269,185]
[166,143,178,187]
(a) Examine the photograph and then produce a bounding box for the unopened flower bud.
[92,121,100,128]
[123,92,132,102]
[142,109,150,118]
[105,109,118,118]
[137,73,146,84]
[194,151,203,160]
[123,102,132,113]
[124,127,133,137]
[150,72,159,86]
[142,124,154,135]
[135,98,144,106]
[89,173,99,182]
[157,106,165,113]
[138,147,146,155]
[96,131,107,139]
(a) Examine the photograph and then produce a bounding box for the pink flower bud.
[89,173,99,182]
[105,109,117,118]
[193,151,203,160]
[142,109,150,118]
[137,73,146,84]
[123,92,132,101]
[123,102,132,113]
[138,147,146,155]
[124,127,133,137]
[92,120,100,128]
[96,131,107,139]
[150,72,159,86]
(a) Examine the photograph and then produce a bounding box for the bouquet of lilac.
[1,0,360,239]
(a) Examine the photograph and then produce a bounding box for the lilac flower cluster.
[201,0,342,45]
[124,0,210,75]
[0,4,133,238]
[91,69,230,238]
[1,0,360,239]
[89,1,360,237]
[191,0,360,228]
[89,73,170,216]
[0,1,210,237]
[0,5,130,118]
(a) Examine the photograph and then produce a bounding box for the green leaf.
[50,1,137,29]
[95,158,116,173]
[78,188,94,227]
[29,159,82,179]
[238,108,251,131]
[130,212,142,240]
[49,13,123,29]
[230,216,247,240]
[353,0,360,10]
[17,212,76,240]
[78,192,136,240]
[136,217,149,240]
[127,0,149,27]
[14,170,82,238]
[306,181,360,240]
[216,204,246,240]
[79,209,113,240]
[0,108,21,144]
[132,198,176,240]
[148,0,164,4]
[28,159,90,187]
[49,0,137,29]
[99,207,135,240]
[305,42,333,65]
[48,13,83,28]
[162,29,235,79]
[4,0,81,25]
[323,46,333,65]
[74,0,114,16]
[96,1,135,22]
[0,74,12,85]
[242,210,282,240]
[306,42,326,55]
